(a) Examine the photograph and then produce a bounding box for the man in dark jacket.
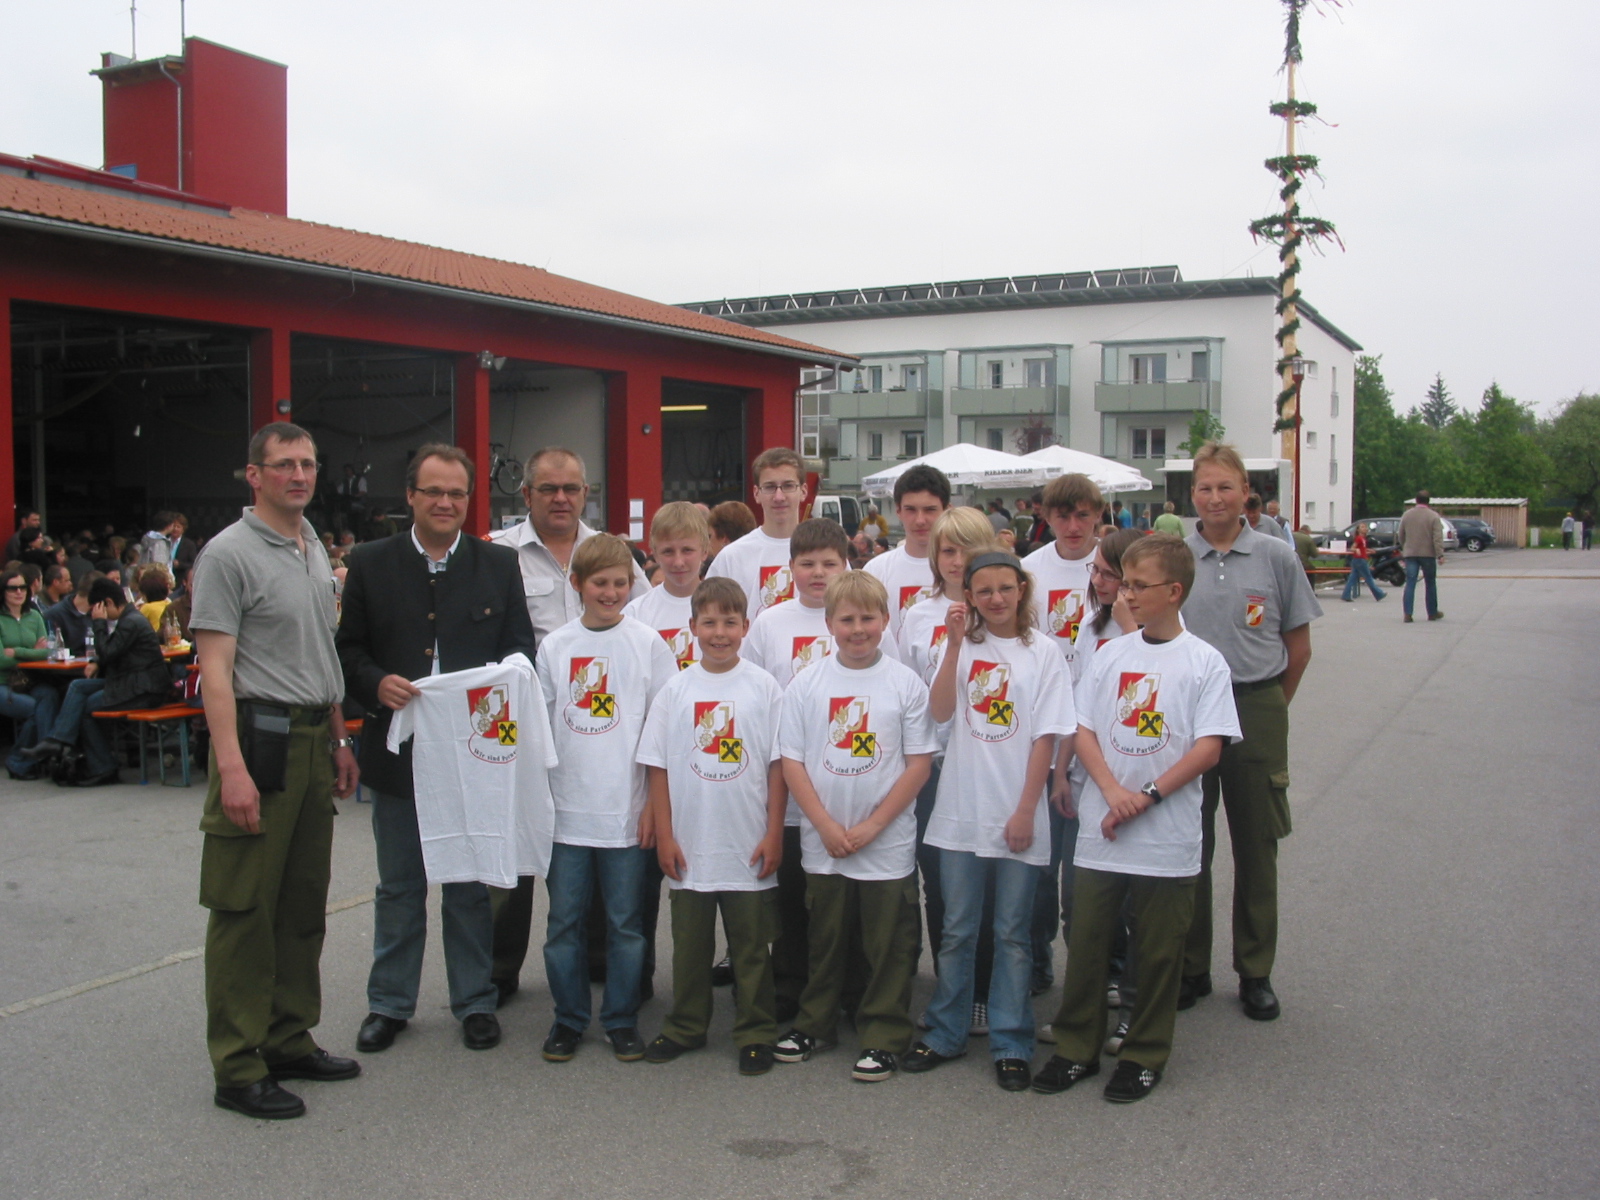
[23,577,173,785]
[336,444,536,1056]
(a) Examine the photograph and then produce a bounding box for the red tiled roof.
[0,168,845,361]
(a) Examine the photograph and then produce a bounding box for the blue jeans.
[1342,556,1386,601]
[1,683,56,776]
[543,842,648,1032]
[46,677,118,775]
[924,849,1039,1062]
[367,790,497,1022]
[1403,556,1438,618]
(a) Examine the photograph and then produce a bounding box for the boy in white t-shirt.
[775,573,937,1083]
[864,464,951,637]
[1035,534,1240,1104]
[705,446,805,619]
[624,502,712,671]
[639,577,787,1076]
[536,534,678,1065]
[742,516,851,1024]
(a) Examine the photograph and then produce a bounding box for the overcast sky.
[7,1,1597,417]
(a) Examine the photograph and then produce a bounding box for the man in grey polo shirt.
[1179,444,1320,1022]
[192,421,360,1120]
[486,446,646,1000]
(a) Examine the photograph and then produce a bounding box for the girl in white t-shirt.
[902,552,1074,1092]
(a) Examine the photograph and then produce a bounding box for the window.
[1190,350,1209,382]
[868,431,884,460]
[903,363,923,390]
[1306,431,1318,449]
[986,427,1004,451]
[1130,427,1166,459]
[1329,433,1338,485]
[1130,353,1167,384]
[867,366,883,393]
[901,429,925,457]
[1330,366,1339,418]
[1024,358,1054,388]
[1305,501,1316,520]
[988,360,1004,389]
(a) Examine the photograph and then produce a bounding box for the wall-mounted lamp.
[477,351,507,370]
[641,423,654,435]
[275,397,292,414]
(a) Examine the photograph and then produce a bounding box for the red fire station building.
[0,38,847,541]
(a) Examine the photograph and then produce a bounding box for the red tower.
[94,37,288,214]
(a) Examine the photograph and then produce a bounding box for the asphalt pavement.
[1,547,1596,1200]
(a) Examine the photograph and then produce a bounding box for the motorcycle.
[1370,544,1407,587]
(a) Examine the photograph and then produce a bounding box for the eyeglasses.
[1089,562,1122,582]
[258,458,319,474]
[1118,579,1173,596]
[756,481,802,496]
[412,487,469,502]
[530,483,585,498]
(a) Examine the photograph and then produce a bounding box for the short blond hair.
[570,532,635,586]
[927,507,999,586]
[824,571,889,620]
[650,501,710,549]
[751,446,804,482]
[1192,441,1249,487]
[1121,532,1195,604]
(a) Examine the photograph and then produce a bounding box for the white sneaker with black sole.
[852,1049,896,1083]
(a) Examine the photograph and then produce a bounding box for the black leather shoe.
[900,1041,964,1073]
[1239,976,1281,1021]
[542,1023,583,1062]
[214,1078,305,1120]
[17,738,66,762]
[463,1012,501,1050]
[994,1058,1032,1092]
[1032,1055,1100,1094]
[75,769,120,787]
[268,1047,361,1082]
[1177,972,1213,1011]
[607,1027,646,1061]
[494,978,518,1009]
[356,1013,407,1053]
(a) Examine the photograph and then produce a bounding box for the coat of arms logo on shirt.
[1111,671,1168,756]
[825,696,879,777]
[1047,589,1085,642]
[926,623,949,676]
[659,628,696,670]
[966,659,1016,742]
[759,565,794,610]
[899,584,930,613]
[1244,595,1267,628]
[466,682,518,764]
[691,700,747,781]
[791,635,833,676]
[564,655,620,735]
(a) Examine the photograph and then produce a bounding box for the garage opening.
[661,380,747,506]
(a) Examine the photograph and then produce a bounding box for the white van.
[810,494,862,535]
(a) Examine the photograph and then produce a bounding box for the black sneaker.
[851,1049,896,1083]
[711,955,734,987]
[739,1043,776,1076]
[1104,1018,1130,1056]
[994,1058,1032,1092]
[644,1035,694,1064]
[607,1027,646,1061]
[773,1028,833,1063]
[1176,972,1212,1011]
[900,1041,963,1073]
[1239,976,1281,1021]
[541,1023,583,1062]
[1103,1058,1161,1103]
[1031,1055,1099,1094]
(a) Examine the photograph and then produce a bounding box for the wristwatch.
[1140,782,1164,805]
[331,737,353,751]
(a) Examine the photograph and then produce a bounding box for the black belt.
[1232,675,1284,693]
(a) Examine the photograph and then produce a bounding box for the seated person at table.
[44,572,101,656]
[138,567,174,633]
[0,564,60,780]
[22,578,176,786]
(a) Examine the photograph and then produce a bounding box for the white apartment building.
[683,267,1360,528]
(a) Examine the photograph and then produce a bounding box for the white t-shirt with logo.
[636,658,785,892]
[622,586,700,671]
[536,615,679,848]
[864,545,937,637]
[386,653,559,888]
[926,633,1075,866]
[1023,542,1096,682]
[1072,630,1241,877]
[779,653,939,880]
[897,593,955,753]
[705,527,794,618]
[1070,609,1133,684]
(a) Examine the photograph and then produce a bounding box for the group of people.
[189,421,1320,1124]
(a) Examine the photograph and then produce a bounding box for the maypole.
[1250,0,1342,522]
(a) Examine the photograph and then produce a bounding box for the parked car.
[1447,516,1496,552]
[1338,516,1459,553]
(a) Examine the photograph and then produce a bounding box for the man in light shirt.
[705,446,806,619]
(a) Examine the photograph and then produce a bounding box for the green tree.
[1178,409,1226,458]
[1464,383,1547,500]
[1418,373,1457,429]
[1351,355,1422,516]
[1540,393,1600,515]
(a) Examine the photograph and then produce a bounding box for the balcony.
[949,384,1068,416]
[1094,380,1219,413]
[828,389,931,420]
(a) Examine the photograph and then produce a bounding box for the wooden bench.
[93,704,205,786]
